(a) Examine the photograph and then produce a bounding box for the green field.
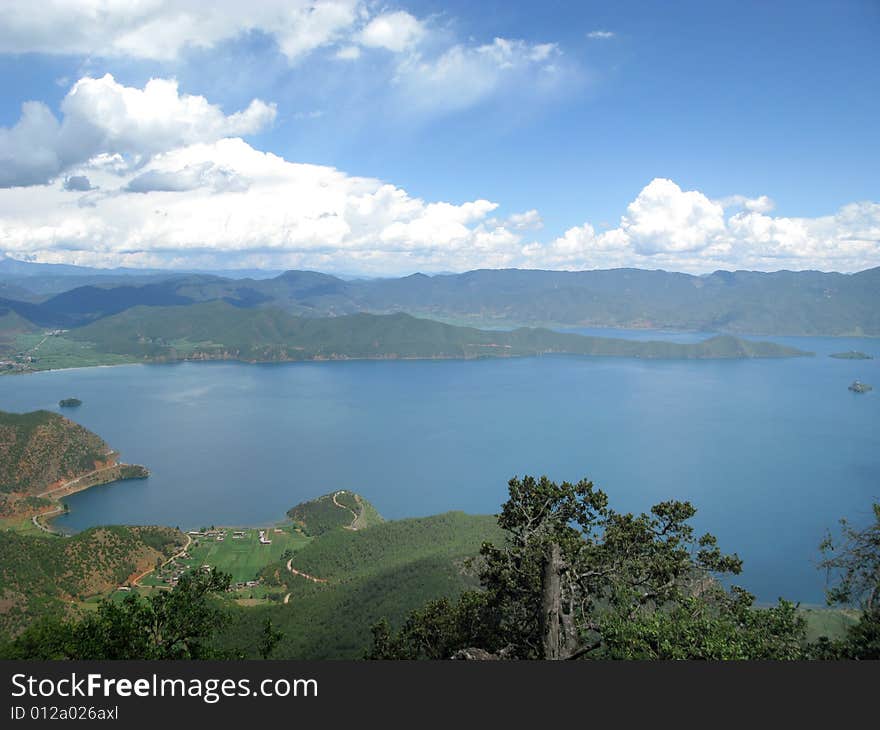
[13,333,136,371]
[178,526,311,583]
[801,607,861,642]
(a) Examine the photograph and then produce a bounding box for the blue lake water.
[1,331,877,604]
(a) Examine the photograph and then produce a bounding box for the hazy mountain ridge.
[63,301,808,363]
[1,263,877,336]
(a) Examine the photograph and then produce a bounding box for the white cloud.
[526,179,880,273]
[507,210,544,230]
[335,45,362,60]
[0,137,525,274]
[0,74,276,187]
[358,11,424,52]
[0,0,362,61]
[0,73,874,275]
[620,178,726,254]
[587,30,615,40]
[717,194,776,214]
[3,158,876,274]
[393,38,565,114]
[0,4,573,121]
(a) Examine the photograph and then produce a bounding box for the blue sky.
[0,0,877,274]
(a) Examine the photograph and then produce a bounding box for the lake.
[1,330,877,604]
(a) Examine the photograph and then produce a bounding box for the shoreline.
[27,462,151,534]
[1,343,818,377]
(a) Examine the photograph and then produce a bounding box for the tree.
[258,618,284,659]
[370,475,805,660]
[810,502,880,659]
[819,502,880,612]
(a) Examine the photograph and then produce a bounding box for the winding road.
[131,533,193,588]
[332,490,362,530]
[285,558,326,584]
[31,505,64,534]
[37,463,120,499]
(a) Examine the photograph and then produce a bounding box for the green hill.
[224,511,504,659]
[61,300,808,365]
[287,491,383,536]
[0,526,185,637]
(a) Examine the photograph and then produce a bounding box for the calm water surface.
[1,330,877,603]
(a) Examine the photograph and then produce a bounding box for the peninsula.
[0,409,149,531]
[2,301,811,374]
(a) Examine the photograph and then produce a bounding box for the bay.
[1,330,877,604]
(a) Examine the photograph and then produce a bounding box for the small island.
[848,380,873,393]
[59,398,82,407]
[830,351,873,360]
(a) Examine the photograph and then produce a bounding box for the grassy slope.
[66,301,809,364]
[287,492,384,536]
[0,526,185,636]
[219,511,504,659]
[176,526,310,584]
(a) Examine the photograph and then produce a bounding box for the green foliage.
[0,526,185,637]
[809,502,880,658]
[287,494,359,536]
[258,618,284,659]
[220,512,503,659]
[179,527,310,583]
[597,593,805,659]
[286,492,382,536]
[370,475,807,660]
[276,512,501,588]
[1,569,236,659]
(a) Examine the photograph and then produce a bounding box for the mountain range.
[1,260,878,336]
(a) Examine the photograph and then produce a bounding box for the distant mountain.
[0,255,281,297]
[65,300,809,364]
[339,267,880,336]
[0,254,281,280]
[1,264,877,336]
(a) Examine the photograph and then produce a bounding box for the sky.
[0,0,878,275]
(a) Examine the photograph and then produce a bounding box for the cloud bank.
[0,76,876,275]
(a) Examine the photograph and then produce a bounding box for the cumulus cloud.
[620,178,726,254]
[0,137,524,273]
[358,11,425,52]
[3,148,877,275]
[0,70,874,275]
[526,179,880,273]
[0,75,276,187]
[0,0,362,62]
